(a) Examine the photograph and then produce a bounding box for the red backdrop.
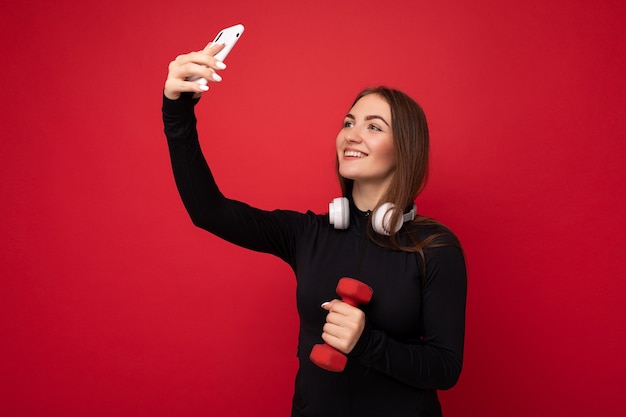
[1,0,625,416]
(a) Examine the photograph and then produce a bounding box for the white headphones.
[328,197,416,236]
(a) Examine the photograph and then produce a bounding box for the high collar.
[347,195,371,237]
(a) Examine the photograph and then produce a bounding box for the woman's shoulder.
[408,215,461,248]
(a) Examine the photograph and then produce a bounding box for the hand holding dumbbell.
[310,277,373,372]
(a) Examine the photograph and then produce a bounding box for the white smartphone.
[212,23,245,61]
[190,24,245,85]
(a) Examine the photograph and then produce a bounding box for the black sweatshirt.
[163,93,467,417]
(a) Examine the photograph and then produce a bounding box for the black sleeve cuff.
[162,92,200,113]
[162,92,201,141]
[349,320,373,359]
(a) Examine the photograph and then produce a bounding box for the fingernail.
[199,85,209,91]
[196,78,208,86]
[321,302,330,308]
[212,72,223,82]
[215,61,227,70]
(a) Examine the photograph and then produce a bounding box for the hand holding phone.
[189,24,245,86]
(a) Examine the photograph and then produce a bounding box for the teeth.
[345,150,366,158]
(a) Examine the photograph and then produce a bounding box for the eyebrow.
[345,113,390,127]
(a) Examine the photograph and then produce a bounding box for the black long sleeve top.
[163,93,467,417]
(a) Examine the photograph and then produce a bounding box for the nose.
[345,129,362,143]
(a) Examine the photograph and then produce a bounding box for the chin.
[338,169,358,181]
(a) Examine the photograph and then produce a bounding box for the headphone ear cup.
[329,197,350,229]
[371,202,402,236]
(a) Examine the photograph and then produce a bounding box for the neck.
[351,181,389,212]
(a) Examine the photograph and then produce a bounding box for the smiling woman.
[336,87,432,246]
[336,94,397,207]
[163,44,467,417]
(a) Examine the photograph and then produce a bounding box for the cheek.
[377,139,396,166]
[335,134,345,172]
[336,135,347,163]
[335,132,342,152]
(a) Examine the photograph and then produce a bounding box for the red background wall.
[1,0,625,416]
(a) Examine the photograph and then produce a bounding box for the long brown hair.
[336,86,459,256]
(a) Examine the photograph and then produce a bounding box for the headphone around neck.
[328,197,416,236]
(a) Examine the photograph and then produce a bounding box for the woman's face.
[336,94,396,189]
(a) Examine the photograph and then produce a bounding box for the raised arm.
[162,45,306,264]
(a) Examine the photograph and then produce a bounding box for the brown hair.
[336,86,459,257]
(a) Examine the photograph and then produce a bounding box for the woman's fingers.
[163,44,228,100]
[202,41,227,57]
[320,300,366,354]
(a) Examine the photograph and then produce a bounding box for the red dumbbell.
[310,277,373,372]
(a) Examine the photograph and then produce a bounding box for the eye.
[368,124,383,132]
[343,120,354,128]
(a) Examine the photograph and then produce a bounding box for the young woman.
[163,42,467,417]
